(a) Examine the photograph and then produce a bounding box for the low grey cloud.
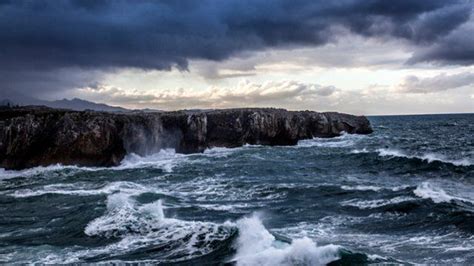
[74,80,338,110]
[398,72,474,93]
[73,79,474,115]
[192,34,414,80]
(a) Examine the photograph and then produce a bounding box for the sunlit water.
[0,114,473,264]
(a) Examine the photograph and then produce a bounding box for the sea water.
[0,114,473,264]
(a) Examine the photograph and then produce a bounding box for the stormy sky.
[1,0,473,114]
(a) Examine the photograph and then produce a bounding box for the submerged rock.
[0,106,372,170]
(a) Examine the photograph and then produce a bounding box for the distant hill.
[0,91,161,112]
[45,98,129,112]
[0,97,128,112]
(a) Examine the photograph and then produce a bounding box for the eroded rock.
[0,107,372,170]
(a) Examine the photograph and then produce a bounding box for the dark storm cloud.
[0,0,472,97]
[0,0,472,72]
[407,23,474,66]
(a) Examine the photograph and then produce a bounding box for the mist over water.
[0,114,473,264]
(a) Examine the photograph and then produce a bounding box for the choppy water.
[0,114,473,265]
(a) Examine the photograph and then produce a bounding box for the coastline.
[0,106,372,170]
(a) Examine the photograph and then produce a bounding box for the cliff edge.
[0,107,373,170]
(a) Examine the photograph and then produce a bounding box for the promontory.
[0,107,372,170]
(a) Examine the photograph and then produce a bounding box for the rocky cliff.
[0,106,372,170]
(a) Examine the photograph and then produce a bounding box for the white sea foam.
[0,164,97,180]
[341,184,411,192]
[9,181,149,198]
[118,149,188,172]
[297,132,365,148]
[274,216,472,264]
[376,148,472,167]
[0,149,190,180]
[203,146,239,157]
[418,153,472,167]
[376,148,409,158]
[413,182,474,204]
[445,246,474,252]
[297,138,353,148]
[367,254,390,261]
[198,203,257,212]
[39,209,342,264]
[243,143,263,148]
[0,144,257,180]
[202,144,261,158]
[165,176,287,203]
[81,193,234,262]
[232,214,340,266]
[350,148,369,154]
[340,185,382,191]
[341,196,415,209]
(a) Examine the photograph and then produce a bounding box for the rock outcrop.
[0,106,373,170]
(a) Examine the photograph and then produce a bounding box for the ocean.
[0,113,472,264]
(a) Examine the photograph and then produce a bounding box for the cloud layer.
[73,78,473,115]
[0,0,472,73]
[77,80,338,110]
[398,72,474,93]
[1,0,472,114]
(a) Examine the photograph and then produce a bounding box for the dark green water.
[0,114,473,264]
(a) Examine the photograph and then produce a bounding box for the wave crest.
[413,182,474,204]
[297,132,366,148]
[0,149,188,179]
[232,214,340,266]
[82,193,235,262]
[376,148,472,167]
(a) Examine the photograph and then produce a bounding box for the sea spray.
[232,214,340,266]
[84,195,235,262]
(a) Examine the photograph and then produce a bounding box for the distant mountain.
[0,92,129,112]
[46,98,129,112]
[0,91,163,112]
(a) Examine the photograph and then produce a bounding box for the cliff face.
[0,107,372,170]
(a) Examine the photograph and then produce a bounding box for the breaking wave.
[118,149,188,172]
[413,182,474,204]
[79,193,235,263]
[231,214,341,266]
[0,149,188,180]
[376,148,472,167]
[0,145,257,180]
[39,191,350,264]
[53,194,347,264]
[1,114,473,264]
[297,132,366,148]
[0,164,96,180]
